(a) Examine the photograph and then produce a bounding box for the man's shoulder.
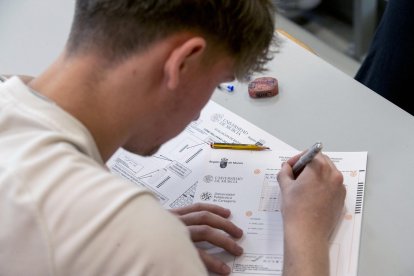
[0,76,103,162]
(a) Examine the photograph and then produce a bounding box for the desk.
[1,2,413,275]
[212,35,414,276]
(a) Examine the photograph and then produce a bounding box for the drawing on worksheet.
[108,135,210,207]
[194,150,367,276]
[169,182,198,209]
[106,100,293,208]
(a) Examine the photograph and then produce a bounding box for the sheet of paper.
[106,100,294,208]
[194,149,367,276]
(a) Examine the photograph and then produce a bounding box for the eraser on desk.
[248,77,278,98]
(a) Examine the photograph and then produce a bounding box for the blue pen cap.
[225,84,234,92]
[217,83,235,92]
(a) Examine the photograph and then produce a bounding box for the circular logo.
[200,192,212,201]
[210,113,224,122]
[203,175,214,183]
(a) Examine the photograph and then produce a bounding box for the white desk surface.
[213,36,414,276]
[1,2,414,275]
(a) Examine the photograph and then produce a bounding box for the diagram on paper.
[106,100,293,209]
[108,134,210,208]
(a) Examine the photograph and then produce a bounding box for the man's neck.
[28,52,152,161]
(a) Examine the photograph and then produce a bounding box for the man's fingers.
[170,203,244,275]
[179,211,243,238]
[286,152,304,166]
[197,249,231,275]
[277,162,294,191]
[171,202,231,218]
[189,225,244,256]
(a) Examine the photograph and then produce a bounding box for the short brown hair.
[67,0,277,79]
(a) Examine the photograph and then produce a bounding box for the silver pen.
[292,142,323,177]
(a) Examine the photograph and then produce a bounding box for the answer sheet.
[194,149,367,276]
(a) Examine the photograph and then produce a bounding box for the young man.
[0,1,345,275]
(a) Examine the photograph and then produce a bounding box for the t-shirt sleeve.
[32,148,208,275]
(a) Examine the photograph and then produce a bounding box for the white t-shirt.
[0,77,207,275]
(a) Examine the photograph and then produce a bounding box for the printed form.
[106,100,367,276]
[194,149,367,276]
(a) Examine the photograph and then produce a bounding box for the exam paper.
[106,100,367,276]
[194,149,367,276]
[106,100,293,208]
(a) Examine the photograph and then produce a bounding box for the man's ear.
[164,37,207,90]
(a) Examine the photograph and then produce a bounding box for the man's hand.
[170,203,243,275]
[277,152,346,276]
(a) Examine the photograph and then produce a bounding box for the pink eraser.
[248,77,279,98]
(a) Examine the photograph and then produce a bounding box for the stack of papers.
[107,100,367,276]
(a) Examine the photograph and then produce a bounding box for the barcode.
[185,148,203,163]
[355,170,366,214]
[156,176,171,188]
